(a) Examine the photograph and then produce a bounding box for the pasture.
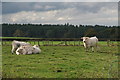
[2,41,119,78]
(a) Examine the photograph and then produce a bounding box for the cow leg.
[11,45,18,54]
[92,47,94,52]
[87,46,91,52]
[16,51,20,55]
[23,51,27,55]
[11,46,14,53]
[27,51,33,54]
[85,47,89,52]
[96,45,100,52]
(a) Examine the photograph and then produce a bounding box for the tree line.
[2,23,120,40]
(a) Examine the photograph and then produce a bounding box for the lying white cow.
[11,40,30,54]
[32,45,41,54]
[16,45,41,55]
[81,36,98,52]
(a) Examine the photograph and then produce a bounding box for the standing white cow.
[81,36,98,52]
[16,45,41,55]
[11,40,30,54]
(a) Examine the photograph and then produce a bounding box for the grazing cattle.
[16,45,41,55]
[11,40,30,54]
[81,36,98,52]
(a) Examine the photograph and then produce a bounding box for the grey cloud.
[2,2,118,14]
[2,2,66,14]
[2,2,34,14]
[2,0,120,2]
[2,2,118,26]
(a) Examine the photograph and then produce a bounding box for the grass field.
[2,41,119,78]
[0,37,38,39]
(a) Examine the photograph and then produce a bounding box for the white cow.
[16,45,41,55]
[16,46,27,55]
[32,45,41,54]
[81,36,98,52]
[11,40,30,54]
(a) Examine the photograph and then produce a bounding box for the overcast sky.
[2,2,119,26]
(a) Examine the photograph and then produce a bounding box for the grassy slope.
[2,42,118,78]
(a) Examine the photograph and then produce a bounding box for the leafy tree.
[46,30,55,38]
[13,29,26,37]
[2,23,120,40]
[84,28,97,37]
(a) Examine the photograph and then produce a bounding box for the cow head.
[81,37,89,43]
[17,48,23,53]
[33,45,40,48]
[16,46,26,54]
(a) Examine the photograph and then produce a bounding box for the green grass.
[2,41,119,47]
[2,41,119,78]
[0,37,42,39]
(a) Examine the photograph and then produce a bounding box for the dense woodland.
[2,23,120,40]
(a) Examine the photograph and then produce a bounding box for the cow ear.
[81,37,83,39]
[86,37,89,40]
[36,45,40,47]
